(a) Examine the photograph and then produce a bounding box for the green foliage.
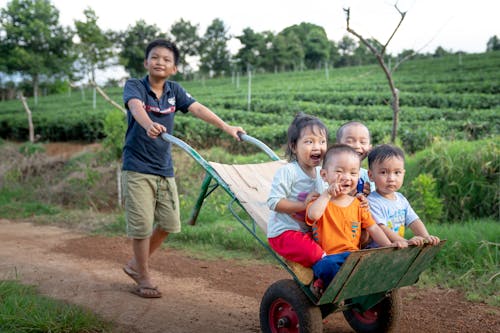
[422,220,499,306]
[1,141,118,213]
[0,0,74,90]
[405,138,499,221]
[168,197,270,261]
[118,20,163,78]
[18,142,45,156]
[487,35,500,51]
[404,173,444,223]
[0,280,111,332]
[102,109,126,161]
[0,90,110,142]
[170,18,201,75]
[0,187,60,218]
[94,214,127,235]
[199,18,231,77]
[74,8,113,81]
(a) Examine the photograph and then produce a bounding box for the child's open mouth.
[310,154,321,162]
[340,183,352,191]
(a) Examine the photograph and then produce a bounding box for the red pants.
[268,230,324,267]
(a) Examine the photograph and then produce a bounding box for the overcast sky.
[1,0,498,55]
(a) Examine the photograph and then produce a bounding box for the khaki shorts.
[122,171,181,239]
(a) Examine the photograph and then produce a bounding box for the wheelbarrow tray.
[318,241,445,306]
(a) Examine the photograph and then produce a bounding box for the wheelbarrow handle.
[238,131,280,161]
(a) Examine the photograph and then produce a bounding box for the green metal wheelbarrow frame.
[161,132,444,331]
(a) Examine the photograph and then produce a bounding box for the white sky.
[1,0,498,55]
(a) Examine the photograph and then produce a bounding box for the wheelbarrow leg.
[188,173,216,225]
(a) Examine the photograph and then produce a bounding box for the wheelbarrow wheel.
[260,279,322,333]
[343,289,402,333]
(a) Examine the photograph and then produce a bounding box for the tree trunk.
[33,74,39,106]
[391,89,400,143]
[19,93,35,143]
[91,69,97,110]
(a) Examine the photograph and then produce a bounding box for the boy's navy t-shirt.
[122,76,196,177]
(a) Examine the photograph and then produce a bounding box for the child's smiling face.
[321,151,360,195]
[293,125,328,172]
[338,123,372,161]
[144,46,178,79]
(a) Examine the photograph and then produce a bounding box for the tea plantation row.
[0,51,498,154]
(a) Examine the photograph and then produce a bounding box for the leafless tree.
[344,4,409,143]
[18,93,35,143]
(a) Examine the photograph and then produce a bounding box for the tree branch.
[18,93,35,143]
[383,3,407,54]
[89,81,126,114]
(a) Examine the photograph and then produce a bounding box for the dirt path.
[0,219,498,333]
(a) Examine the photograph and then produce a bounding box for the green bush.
[403,173,444,223]
[102,109,127,161]
[405,138,499,221]
[18,142,45,156]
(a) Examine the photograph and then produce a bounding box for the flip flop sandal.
[123,266,141,284]
[130,285,162,298]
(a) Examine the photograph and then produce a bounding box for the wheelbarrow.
[160,132,445,333]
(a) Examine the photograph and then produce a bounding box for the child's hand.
[362,182,371,196]
[407,236,426,246]
[327,182,341,197]
[425,235,441,246]
[391,240,409,248]
[359,229,370,249]
[225,125,246,141]
[355,193,369,209]
[304,191,320,204]
[326,174,342,197]
[147,122,166,138]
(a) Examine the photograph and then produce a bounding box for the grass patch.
[0,280,111,333]
[416,219,499,306]
[0,187,60,218]
[167,201,272,262]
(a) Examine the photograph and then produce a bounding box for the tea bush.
[403,173,444,223]
[405,138,499,221]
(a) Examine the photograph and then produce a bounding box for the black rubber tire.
[342,289,402,333]
[260,279,323,333]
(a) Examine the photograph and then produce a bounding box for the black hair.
[335,121,371,143]
[145,39,180,66]
[322,144,359,169]
[286,112,328,162]
[368,144,405,169]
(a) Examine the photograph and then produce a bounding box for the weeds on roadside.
[0,280,111,333]
[419,220,500,306]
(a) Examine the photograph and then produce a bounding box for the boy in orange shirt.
[306,144,406,288]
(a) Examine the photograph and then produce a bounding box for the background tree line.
[1,0,499,101]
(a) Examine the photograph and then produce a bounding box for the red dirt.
[0,219,498,333]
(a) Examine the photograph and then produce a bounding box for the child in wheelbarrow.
[306,144,408,292]
[366,144,440,247]
[267,113,329,283]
